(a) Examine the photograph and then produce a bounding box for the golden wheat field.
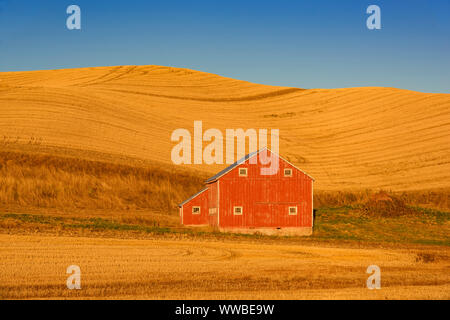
[0,65,449,191]
[0,66,449,300]
[0,233,449,300]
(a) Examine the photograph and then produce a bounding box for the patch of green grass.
[312,206,450,245]
[0,213,173,235]
[0,213,276,240]
[412,239,450,246]
[1,206,449,245]
[2,213,62,224]
[67,219,172,234]
[408,206,448,224]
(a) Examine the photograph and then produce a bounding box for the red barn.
[178,148,314,236]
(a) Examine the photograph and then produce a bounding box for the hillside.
[0,65,449,191]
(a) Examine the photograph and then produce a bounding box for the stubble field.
[0,233,448,300]
[1,65,449,191]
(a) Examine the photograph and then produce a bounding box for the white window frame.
[238,168,248,177]
[233,206,243,215]
[284,168,293,177]
[192,206,201,215]
[288,206,297,215]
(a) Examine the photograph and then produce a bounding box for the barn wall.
[218,152,313,229]
[181,189,209,226]
[207,181,219,227]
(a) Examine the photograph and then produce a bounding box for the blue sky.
[0,0,449,93]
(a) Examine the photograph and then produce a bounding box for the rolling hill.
[0,65,449,191]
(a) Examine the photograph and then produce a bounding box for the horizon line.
[1,64,448,95]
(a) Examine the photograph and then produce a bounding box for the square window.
[233,206,243,215]
[284,169,293,177]
[239,168,248,177]
[289,206,297,215]
[192,207,201,214]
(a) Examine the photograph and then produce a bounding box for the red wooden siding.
[207,181,219,227]
[180,189,209,226]
[217,151,312,229]
[179,148,314,234]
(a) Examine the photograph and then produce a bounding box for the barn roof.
[205,147,315,183]
[205,149,259,183]
[178,187,208,207]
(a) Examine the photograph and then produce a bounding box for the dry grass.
[360,191,416,217]
[314,189,450,211]
[1,150,449,214]
[0,234,448,300]
[0,150,206,213]
[0,65,449,191]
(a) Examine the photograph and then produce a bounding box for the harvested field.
[1,66,449,191]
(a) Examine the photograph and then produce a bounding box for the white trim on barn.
[288,206,298,215]
[217,180,220,226]
[205,147,315,183]
[233,206,243,215]
[178,187,209,208]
